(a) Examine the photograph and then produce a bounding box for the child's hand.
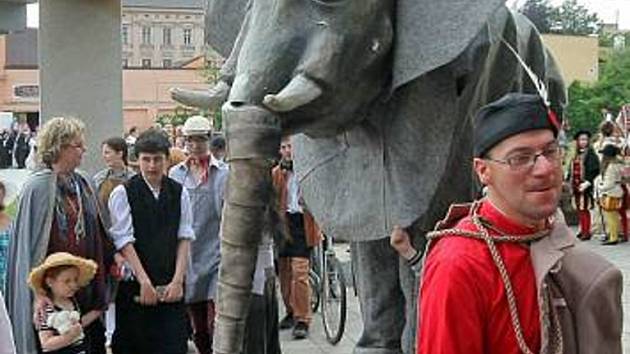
[65,323,82,341]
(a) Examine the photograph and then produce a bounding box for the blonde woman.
[5,117,112,354]
[597,144,624,245]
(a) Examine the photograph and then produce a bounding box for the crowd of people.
[566,119,630,246]
[0,113,316,354]
[0,92,626,354]
[0,124,38,170]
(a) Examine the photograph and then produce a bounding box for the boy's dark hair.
[128,126,137,135]
[134,128,171,156]
[210,135,226,150]
[102,136,128,165]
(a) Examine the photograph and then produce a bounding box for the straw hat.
[28,252,98,296]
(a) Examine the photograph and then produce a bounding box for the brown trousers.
[278,257,312,324]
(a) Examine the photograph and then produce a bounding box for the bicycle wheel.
[321,256,347,345]
[309,269,321,313]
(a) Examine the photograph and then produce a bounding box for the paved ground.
[283,234,630,354]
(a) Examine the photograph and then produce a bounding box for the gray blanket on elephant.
[293,8,565,242]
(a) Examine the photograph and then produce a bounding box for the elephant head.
[226,0,394,137]
[209,0,506,137]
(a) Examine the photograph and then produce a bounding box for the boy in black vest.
[107,129,195,354]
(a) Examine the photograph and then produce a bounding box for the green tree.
[550,0,600,36]
[567,48,630,134]
[519,0,554,33]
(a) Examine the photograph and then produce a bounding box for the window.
[142,26,152,44]
[122,25,129,45]
[163,59,172,68]
[142,59,151,68]
[163,28,172,45]
[183,29,192,45]
[122,59,128,68]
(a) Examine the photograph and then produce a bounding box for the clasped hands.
[137,279,183,306]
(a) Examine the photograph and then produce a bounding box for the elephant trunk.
[213,104,282,354]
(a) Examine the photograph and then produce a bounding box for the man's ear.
[473,157,490,186]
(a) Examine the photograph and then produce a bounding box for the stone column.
[39,0,122,174]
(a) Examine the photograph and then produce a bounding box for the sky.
[507,0,630,29]
[28,1,630,29]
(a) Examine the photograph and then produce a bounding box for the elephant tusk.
[262,74,322,112]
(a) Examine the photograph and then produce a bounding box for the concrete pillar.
[39,0,122,174]
[0,3,27,34]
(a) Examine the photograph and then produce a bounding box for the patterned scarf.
[186,155,210,184]
[54,173,99,245]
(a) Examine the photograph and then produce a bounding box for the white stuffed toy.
[46,310,84,343]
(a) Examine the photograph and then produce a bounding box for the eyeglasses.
[67,142,86,150]
[485,143,561,171]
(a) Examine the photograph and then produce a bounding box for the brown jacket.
[533,211,622,354]
[430,204,623,354]
[272,165,321,247]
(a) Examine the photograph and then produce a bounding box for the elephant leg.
[212,104,281,354]
[351,238,406,354]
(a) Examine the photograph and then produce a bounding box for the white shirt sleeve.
[178,188,196,240]
[108,185,136,250]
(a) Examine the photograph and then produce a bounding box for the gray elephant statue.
[171,1,566,353]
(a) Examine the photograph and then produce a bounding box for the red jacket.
[418,201,541,354]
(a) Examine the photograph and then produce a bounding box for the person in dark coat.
[14,127,31,169]
[0,130,12,168]
[569,130,600,240]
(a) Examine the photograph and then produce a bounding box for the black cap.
[601,144,620,157]
[473,93,560,157]
[573,130,592,140]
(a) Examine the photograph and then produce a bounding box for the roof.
[122,0,204,9]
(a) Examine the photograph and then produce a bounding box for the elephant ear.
[205,0,250,57]
[393,0,506,90]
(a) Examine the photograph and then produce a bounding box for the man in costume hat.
[569,130,600,240]
[399,93,622,353]
[168,116,227,354]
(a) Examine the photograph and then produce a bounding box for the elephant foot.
[169,81,230,109]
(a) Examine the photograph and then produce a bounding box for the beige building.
[0,28,210,132]
[541,34,599,84]
[122,0,206,69]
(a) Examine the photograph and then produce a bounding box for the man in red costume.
[392,93,622,354]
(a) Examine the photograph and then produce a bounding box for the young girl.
[28,252,98,354]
